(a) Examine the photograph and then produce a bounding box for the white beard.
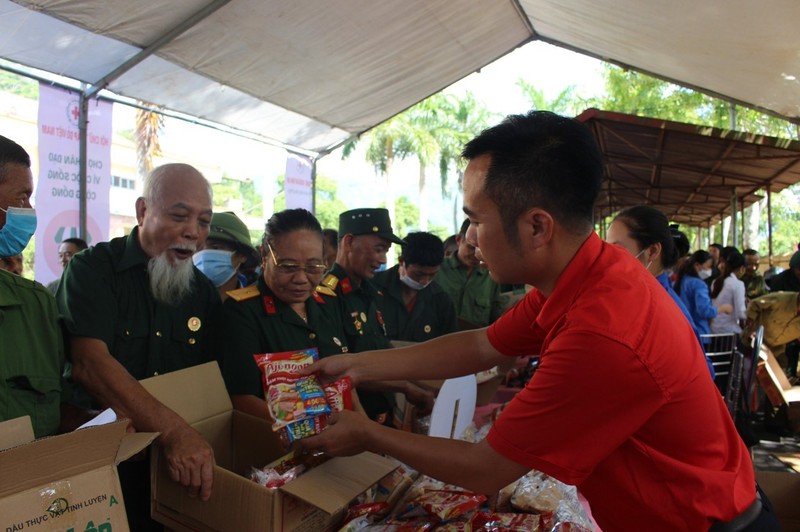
[148,251,195,305]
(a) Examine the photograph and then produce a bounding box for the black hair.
[0,135,31,183]
[400,232,444,267]
[613,205,679,268]
[709,243,723,252]
[674,249,712,295]
[458,219,470,238]
[61,237,88,250]
[743,248,758,257]
[711,249,745,299]
[670,225,690,258]
[262,208,322,251]
[461,111,602,245]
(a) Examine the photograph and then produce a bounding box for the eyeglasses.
[267,242,327,275]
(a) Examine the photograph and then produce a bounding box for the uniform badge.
[187,317,201,332]
[424,324,432,333]
[333,337,342,346]
[341,278,352,294]
[360,312,367,323]
[263,295,277,315]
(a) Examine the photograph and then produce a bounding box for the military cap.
[338,208,406,245]
[208,212,256,256]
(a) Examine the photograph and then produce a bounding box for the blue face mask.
[192,249,237,287]
[0,207,37,257]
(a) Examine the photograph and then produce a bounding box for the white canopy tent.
[2,0,799,157]
[1,0,799,236]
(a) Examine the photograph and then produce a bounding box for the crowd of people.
[0,109,787,530]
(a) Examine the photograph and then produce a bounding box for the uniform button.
[125,330,130,336]
[156,331,162,337]
[309,333,317,340]
[188,338,196,345]
[153,372,159,376]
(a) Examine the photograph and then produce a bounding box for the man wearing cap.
[316,208,433,423]
[57,163,223,529]
[194,211,257,301]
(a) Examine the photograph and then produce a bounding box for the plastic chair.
[428,374,477,439]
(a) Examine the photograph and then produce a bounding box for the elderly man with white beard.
[57,163,222,530]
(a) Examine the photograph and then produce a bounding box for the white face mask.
[698,269,712,280]
[634,248,653,273]
[399,273,430,291]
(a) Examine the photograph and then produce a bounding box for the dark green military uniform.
[373,264,457,342]
[221,277,349,398]
[742,271,768,300]
[0,270,65,437]
[434,253,506,329]
[57,226,222,383]
[317,263,392,419]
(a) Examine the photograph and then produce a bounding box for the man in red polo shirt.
[303,111,774,531]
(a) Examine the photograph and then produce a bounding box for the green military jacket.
[0,270,65,437]
[744,291,800,358]
[373,264,457,342]
[221,277,349,398]
[742,271,768,301]
[434,253,505,329]
[317,263,392,419]
[57,226,222,383]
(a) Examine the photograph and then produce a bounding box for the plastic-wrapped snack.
[493,479,519,513]
[325,376,354,413]
[416,490,486,521]
[510,471,564,514]
[471,511,541,531]
[249,462,305,489]
[254,348,331,444]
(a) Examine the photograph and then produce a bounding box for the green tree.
[134,106,164,179]
[517,80,581,116]
[211,175,263,218]
[0,70,37,99]
[272,173,346,230]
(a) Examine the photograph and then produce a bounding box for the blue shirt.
[676,275,718,337]
[656,272,715,378]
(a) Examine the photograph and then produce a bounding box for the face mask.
[192,249,237,287]
[634,248,653,272]
[0,207,36,257]
[399,273,430,291]
[698,269,712,280]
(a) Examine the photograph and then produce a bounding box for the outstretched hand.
[160,423,216,501]
[301,410,374,457]
[301,353,361,385]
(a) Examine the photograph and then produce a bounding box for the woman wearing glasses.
[220,208,354,420]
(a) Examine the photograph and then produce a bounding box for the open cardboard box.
[0,415,156,532]
[756,470,800,531]
[141,362,399,531]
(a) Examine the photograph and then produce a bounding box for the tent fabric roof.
[578,109,800,226]
[1,0,799,157]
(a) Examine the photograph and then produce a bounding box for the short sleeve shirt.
[221,277,350,397]
[434,253,504,328]
[57,227,223,380]
[0,270,65,437]
[373,265,457,342]
[485,233,755,531]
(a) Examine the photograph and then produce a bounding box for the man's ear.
[134,197,146,226]
[521,208,554,246]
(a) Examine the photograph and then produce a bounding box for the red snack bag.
[471,511,542,531]
[325,376,354,413]
[254,348,331,436]
[417,490,487,521]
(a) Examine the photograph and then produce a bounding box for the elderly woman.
[221,208,355,419]
[606,206,714,377]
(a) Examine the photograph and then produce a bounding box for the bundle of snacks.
[255,348,354,447]
[249,449,329,489]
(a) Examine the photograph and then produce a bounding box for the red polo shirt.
[486,233,754,531]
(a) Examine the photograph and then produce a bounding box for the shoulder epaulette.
[315,285,337,297]
[226,284,260,302]
[321,273,339,291]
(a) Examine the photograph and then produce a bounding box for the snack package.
[471,511,541,531]
[325,376,354,412]
[416,490,486,521]
[254,348,331,444]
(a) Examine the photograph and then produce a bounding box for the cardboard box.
[141,362,399,531]
[756,470,800,531]
[0,416,156,532]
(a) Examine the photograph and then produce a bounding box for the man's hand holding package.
[302,410,372,457]
[160,423,216,501]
